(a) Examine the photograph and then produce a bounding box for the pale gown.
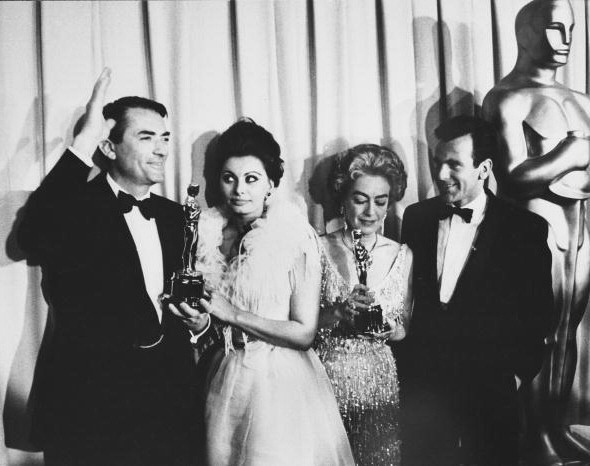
[195,204,354,466]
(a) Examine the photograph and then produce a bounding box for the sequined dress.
[315,242,409,466]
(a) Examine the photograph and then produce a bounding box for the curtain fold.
[2,1,589,463]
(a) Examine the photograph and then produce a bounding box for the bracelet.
[189,313,211,346]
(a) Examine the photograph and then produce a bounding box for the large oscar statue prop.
[351,229,388,334]
[170,184,205,309]
[483,1,590,464]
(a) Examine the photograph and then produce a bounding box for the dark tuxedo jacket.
[398,192,554,465]
[18,151,197,448]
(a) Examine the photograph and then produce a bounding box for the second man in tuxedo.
[398,116,554,466]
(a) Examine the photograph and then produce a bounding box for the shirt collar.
[106,174,151,201]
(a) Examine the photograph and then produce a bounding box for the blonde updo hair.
[331,143,407,205]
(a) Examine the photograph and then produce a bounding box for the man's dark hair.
[102,96,167,143]
[434,115,498,165]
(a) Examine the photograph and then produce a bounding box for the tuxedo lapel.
[408,198,443,305]
[89,177,164,326]
[423,198,443,295]
[449,195,500,305]
[154,198,178,282]
[152,197,185,331]
[91,176,145,277]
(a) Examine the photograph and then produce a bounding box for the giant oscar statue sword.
[483,1,590,464]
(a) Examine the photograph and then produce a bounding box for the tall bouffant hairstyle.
[331,143,407,205]
[434,115,497,165]
[102,96,168,144]
[214,117,284,186]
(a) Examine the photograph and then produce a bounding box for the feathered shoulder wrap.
[194,200,321,352]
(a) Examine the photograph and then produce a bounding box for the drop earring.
[340,205,350,231]
[263,192,271,215]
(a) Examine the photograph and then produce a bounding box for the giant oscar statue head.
[515,0,574,69]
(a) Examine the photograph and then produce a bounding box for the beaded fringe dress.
[316,244,409,466]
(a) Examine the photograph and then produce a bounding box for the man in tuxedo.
[398,115,554,466]
[18,69,210,465]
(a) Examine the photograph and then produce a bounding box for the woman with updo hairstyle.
[331,143,407,207]
[207,118,284,206]
[177,118,354,465]
[315,143,413,465]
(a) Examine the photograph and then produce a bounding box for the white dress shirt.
[69,146,164,322]
[437,191,488,304]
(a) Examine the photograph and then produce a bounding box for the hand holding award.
[167,184,206,311]
[350,229,389,335]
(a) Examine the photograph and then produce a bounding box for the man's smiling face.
[433,133,486,207]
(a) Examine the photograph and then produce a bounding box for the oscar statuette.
[351,229,389,334]
[169,184,205,309]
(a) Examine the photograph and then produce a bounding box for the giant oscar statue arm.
[484,91,590,199]
[483,1,590,464]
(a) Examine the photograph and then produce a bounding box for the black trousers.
[43,424,198,466]
[400,375,519,466]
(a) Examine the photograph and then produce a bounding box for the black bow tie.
[117,191,155,220]
[439,204,473,223]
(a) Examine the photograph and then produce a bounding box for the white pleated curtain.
[1,1,589,464]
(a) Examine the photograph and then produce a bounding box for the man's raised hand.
[72,68,116,157]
